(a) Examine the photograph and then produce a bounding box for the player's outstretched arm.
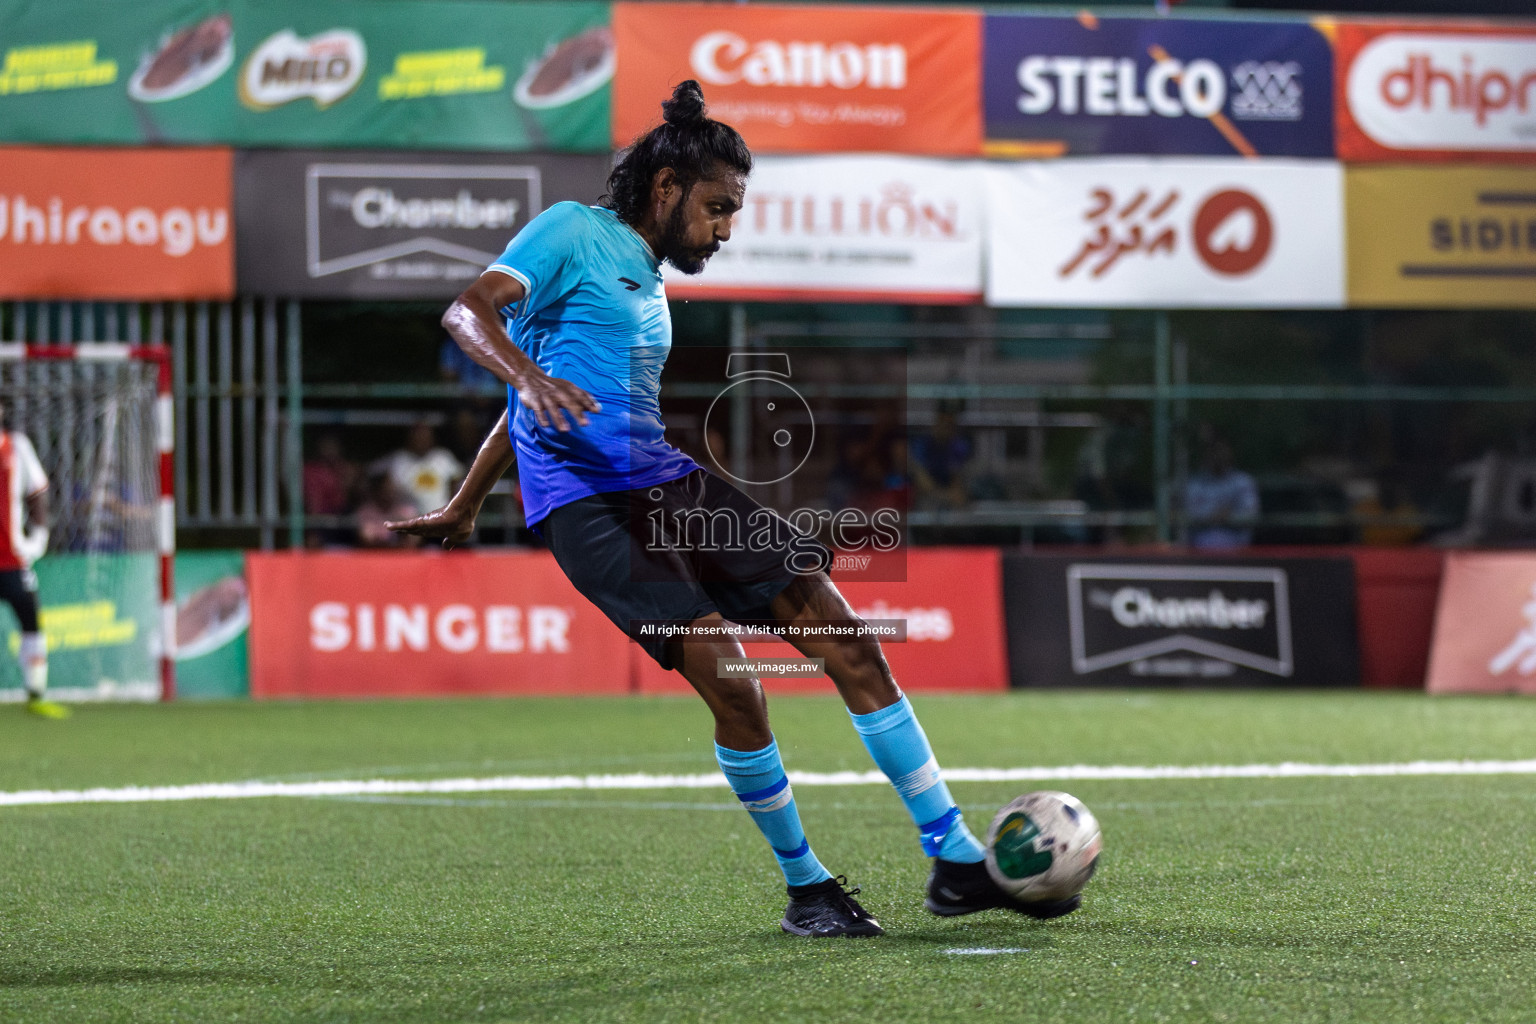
[386,410,514,550]
[441,272,601,432]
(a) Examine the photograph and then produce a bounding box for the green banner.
[0,0,611,151]
[0,553,159,701]
[173,550,249,699]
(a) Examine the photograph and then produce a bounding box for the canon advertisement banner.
[612,2,982,156]
[1347,166,1536,308]
[663,155,984,303]
[1337,22,1536,163]
[633,548,1009,694]
[1003,555,1359,688]
[985,158,1344,308]
[235,149,610,298]
[247,551,632,698]
[0,146,232,299]
[983,14,1334,158]
[1425,553,1536,694]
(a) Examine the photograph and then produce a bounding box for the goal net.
[0,347,171,702]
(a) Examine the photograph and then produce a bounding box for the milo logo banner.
[0,0,611,151]
[1002,554,1359,687]
[235,149,611,298]
[983,13,1334,158]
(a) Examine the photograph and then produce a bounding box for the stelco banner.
[247,551,631,698]
[1336,21,1536,163]
[983,13,1334,158]
[1003,554,1360,687]
[633,547,1009,694]
[1347,166,1536,308]
[664,155,985,303]
[612,2,982,155]
[236,150,611,298]
[0,0,611,151]
[985,158,1344,308]
[1426,553,1536,694]
[0,146,232,299]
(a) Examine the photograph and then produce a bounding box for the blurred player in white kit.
[0,404,60,717]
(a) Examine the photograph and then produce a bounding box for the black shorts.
[0,568,39,633]
[539,469,829,669]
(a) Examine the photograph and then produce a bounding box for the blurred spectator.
[439,336,502,395]
[374,420,464,516]
[827,411,907,514]
[909,406,973,511]
[355,473,421,549]
[1356,468,1423,547]
[303,432,359,546]
[1185,432,1259,549]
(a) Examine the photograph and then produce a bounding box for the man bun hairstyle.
[604,80,751,225]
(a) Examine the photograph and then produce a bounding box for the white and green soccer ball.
[984,791,1102,903]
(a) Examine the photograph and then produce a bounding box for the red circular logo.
[1193,190,1273,277]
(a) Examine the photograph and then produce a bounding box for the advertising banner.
[236,150,611,299]
[0,146,232,299]
[0,553,159,702]
[1336,21,1536,163]
[634,548,1009,694]
[612,2,981,156]
[985,158,1344,308]
[1003,554,1359,687]
[174,550,249,699]
[664,155,985,303]
[1347,165,1536,308]
[247,551,631,698]
[1426,552,1536,694]
[983,13,1334,158]
[0,0,610,151]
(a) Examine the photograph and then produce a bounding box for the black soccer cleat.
[781,875,885,938]
[924,858,1082,921]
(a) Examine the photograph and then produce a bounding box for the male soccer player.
[0,403,59,717]
[390,81,1078,936]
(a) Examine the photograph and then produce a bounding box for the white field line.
[5,759,1536,808]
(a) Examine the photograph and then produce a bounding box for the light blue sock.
[849,695,986,863]
[715,738,833,888]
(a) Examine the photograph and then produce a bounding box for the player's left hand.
[385,504,475,551]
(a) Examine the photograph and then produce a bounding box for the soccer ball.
[984,791,1102,903]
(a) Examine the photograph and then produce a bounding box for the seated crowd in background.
[302,420,465,548]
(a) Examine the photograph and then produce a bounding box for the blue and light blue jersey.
[487,202,699,526]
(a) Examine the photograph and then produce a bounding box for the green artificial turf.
[2,691,1535,1023]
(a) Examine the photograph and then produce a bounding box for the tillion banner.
[246,551,631,698]
[663,155,985,303]
[236,150,611,299]
[985,158,1344,308]
[0,0,611,151]
[1347,166,1536,309]
[1002,554,1360,688]
[0,146,232,299]
[1335,21,1536,163]
[611,2,982,156]
[1427,553,1536,694]
[982,13,1334,158]
[632,548,1009,694]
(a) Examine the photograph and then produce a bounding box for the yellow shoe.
[25,697,71,719]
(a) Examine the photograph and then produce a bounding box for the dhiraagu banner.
[0,0,612,151]
[0,553,159,702]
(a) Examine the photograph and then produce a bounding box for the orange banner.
[1335,21,1536,163]
[1426,552,1536,694]
[247,551,631,698]
[0,147,233,299]
[634,547,1009,694]
[612,2,982,155]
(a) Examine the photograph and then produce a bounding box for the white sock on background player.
[20,631,47,700]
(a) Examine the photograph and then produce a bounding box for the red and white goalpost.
[0,344,174,701]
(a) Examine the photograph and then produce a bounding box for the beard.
[658,200,718,276]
